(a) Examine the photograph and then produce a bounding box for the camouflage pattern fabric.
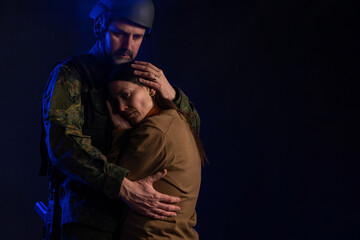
[44,63,128,200]
[173,87,201,135]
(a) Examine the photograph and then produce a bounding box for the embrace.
[40,0,207,239]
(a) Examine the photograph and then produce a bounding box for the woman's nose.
[118,101,127,112]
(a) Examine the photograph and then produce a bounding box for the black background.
[0,0,358,239]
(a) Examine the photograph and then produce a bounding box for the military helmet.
[90,0,155,30]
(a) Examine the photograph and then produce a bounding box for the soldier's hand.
[119,169,181,219]
[131,61,176,101]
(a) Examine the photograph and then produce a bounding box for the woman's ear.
[149,88,156,97]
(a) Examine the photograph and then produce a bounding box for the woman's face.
[108,80,155,125]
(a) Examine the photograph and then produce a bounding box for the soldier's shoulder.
[49,54,94,81]
[62,54,95,71]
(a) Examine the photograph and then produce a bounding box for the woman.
[106,63,206,240]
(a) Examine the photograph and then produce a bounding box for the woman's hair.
[108,63,208,165]
[108,62,139,84]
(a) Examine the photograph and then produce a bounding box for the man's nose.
[121,36,133,49]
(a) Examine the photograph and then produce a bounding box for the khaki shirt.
[109,109,202,240]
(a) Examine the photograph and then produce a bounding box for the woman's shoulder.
[142,109,184,134]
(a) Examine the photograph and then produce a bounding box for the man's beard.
[112,49,134,65]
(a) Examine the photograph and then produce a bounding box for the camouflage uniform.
[42,41,200,236]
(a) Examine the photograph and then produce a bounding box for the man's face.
[104,19,146,65]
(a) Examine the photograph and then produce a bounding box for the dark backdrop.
[0,0,358,239]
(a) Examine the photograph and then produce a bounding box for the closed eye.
[110,29,127,37]
[121,92,131,99]
[133,34,144,40]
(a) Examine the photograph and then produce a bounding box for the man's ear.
[94,17,106,38]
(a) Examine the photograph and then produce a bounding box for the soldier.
[40,0,200,239]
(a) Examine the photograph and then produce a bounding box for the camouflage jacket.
[42,46,200,232]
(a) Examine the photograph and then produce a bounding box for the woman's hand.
[106,101,132,129]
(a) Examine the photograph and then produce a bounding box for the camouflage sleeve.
[43,63,128,199]
[173,87,201,135]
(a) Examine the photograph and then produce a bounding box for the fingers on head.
[146,72,155,79]
[140,79,159,89]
